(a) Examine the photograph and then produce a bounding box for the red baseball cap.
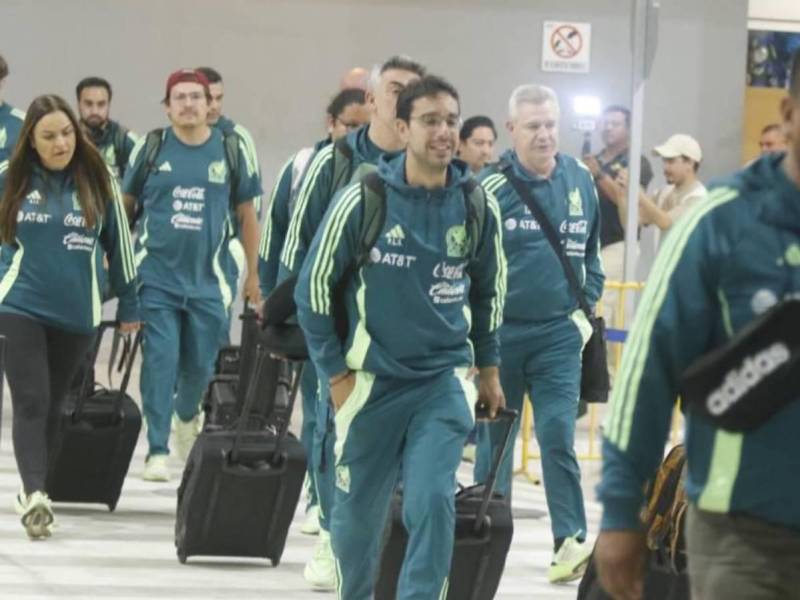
[163,68,210,102]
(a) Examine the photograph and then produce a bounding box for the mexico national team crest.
[446,224,468,258]
[103,144,116,166]
[208,160,227,184]
[0,127,6,149]
[568,188,583,216]
[71,192,82,211]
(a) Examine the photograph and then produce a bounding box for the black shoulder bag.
[500,164,610,403]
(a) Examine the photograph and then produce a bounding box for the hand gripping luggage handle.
[74,321,127,419]
[474,407,518,535]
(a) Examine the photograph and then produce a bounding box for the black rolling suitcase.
[175,343,306,565]
[204,307,261,428]
[45,323,142,511]
[375,407,518,600]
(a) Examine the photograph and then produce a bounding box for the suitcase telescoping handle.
[230,343,267,464]
[74,325,141,422]
[113,329,142,416]
[473,406,518,535]
[74,320,125,418]
[230,345,303,466]
[75,320,116,404]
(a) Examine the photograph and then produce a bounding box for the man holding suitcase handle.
[296,75,507,600]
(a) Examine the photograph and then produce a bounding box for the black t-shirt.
[596,151,653,247]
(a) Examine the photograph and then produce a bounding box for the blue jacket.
[295,153,506,380]
[0,102,25,164]
[480,150,604,326]
[0,162,139,333]
[599,153,800,532]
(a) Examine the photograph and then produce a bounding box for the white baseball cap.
[653,134,703,163]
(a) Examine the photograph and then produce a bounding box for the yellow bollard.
[513,398,541,484]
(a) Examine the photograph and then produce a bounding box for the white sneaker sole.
[548,554,591,584]
[22,504,54,540]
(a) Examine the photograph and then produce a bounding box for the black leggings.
[0,313,95,494]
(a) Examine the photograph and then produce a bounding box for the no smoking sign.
[542,21,592,73]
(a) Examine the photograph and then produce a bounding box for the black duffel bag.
[680,299,800,432]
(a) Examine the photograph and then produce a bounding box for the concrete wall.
[0,0,748,190]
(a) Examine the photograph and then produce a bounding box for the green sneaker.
[547,535,591,584]
[17,491,55,540]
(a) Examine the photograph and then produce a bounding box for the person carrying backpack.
[595,49,800,600]
[257,85,368,539]
[278,55,426,590]
[121,69,262,482]
[75,76,138,181]
[295,75,506,600]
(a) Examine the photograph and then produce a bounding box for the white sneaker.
[174,414,201,461]
[17,490,55,540]
[462,444,477,463]
[304,529,336,590]
[142,454,170,482]
[548,535,592,584]
[301,504,321,535]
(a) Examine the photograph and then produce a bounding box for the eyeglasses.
[411,114,462,131]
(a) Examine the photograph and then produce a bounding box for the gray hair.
[508,84,560,120]
[368,55,427,92]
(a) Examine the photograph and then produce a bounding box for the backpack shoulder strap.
[129,128,164,224]
[141,128,165,178]
[111,124,129,166]
[330,137,355,196]
[357,171,387,266]
[222,129,241,210]
[462,177,487,261]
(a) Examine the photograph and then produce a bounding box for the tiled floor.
[0,332,603,599]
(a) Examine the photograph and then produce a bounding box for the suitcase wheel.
[271,557,279,567]
[177,549,187,564]
[107,501,117,512]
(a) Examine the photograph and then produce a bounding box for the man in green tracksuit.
[0,54,25,164]
[76,77,138,180]
[258,86,368,537]
[122,69,262,482]
[474,84,604,584]
[595,52,800,600]
[280,56,426,590]
[296,74,506,600]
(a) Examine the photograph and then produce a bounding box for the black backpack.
[262,169,488,342]
[128,127,241,224]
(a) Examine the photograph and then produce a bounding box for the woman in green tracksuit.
[0,94,139,540]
